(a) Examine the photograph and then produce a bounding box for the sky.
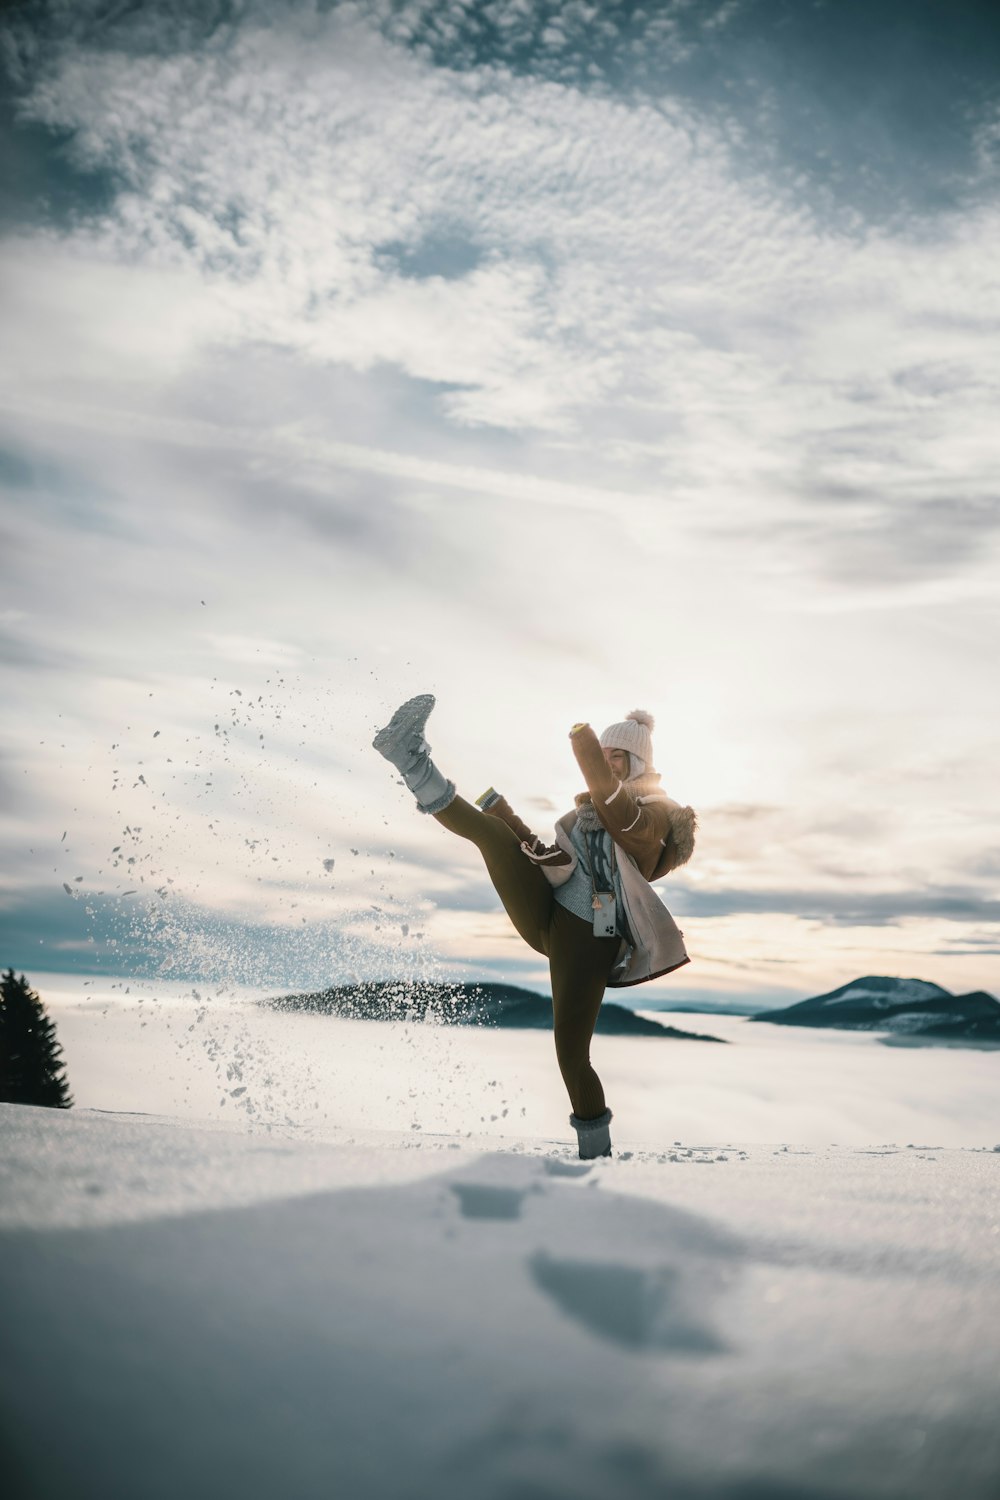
[1,0,998,1009]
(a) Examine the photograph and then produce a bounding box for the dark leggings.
[434,795,620,1119]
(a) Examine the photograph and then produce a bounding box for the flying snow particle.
[323,859,336,872]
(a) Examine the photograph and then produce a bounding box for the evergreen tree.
[0,969,73,1108]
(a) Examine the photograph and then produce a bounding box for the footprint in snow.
[450,1183,528,1221]
[529,1253,730,1356]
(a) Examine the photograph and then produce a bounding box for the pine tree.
[0,970,73,1108]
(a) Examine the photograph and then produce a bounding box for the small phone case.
[592,891,617,937]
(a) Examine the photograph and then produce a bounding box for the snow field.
[2,979,998,1499]
[2,1103,998,1500]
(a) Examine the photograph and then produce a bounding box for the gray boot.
[570,1108,613,1160]
[372,693,456,815]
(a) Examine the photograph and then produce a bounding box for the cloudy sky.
[1,0,998,1008]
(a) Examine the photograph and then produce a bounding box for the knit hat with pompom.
[599,710,656,778]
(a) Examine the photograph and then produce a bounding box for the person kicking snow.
[373,697,696,1158]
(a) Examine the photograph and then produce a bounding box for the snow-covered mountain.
[792,976,951,1011]
[750,975,1000,1042]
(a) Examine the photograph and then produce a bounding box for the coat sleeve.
[569,724,673,878]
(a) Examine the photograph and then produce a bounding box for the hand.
[520,841,572,867]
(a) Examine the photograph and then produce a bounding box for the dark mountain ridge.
[261,980,726,1042]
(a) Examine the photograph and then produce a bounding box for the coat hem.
[607,955,691,988]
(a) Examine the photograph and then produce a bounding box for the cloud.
[0,748,39,817]
[672,885,1000,926]
[0,618,83,673]
[3,0,998,588]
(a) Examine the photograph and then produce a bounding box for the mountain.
[750,975,1000,1043]
[261,981,727,1042]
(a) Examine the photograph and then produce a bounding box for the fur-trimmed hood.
[660,802,697,873]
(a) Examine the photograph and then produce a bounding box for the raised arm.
[568,722,672,877]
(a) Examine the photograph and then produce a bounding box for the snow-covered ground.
[2,979,999,1499]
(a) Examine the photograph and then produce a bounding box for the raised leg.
[433,795,555,955]
[477,790,572,867]
[372,694,454,813]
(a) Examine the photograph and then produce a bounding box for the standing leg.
[547,903,621,1122]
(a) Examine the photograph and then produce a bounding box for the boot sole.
[372,693,436,754]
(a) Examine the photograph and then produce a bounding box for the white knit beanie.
[599,710,655,777]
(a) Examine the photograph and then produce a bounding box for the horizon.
[16,965,999,1023]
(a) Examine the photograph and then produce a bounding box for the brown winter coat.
[531,724,698,988]
[568,724,697,881]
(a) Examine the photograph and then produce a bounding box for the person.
[372,695,696,1158]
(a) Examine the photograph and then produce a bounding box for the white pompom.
[627,709,654,731]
